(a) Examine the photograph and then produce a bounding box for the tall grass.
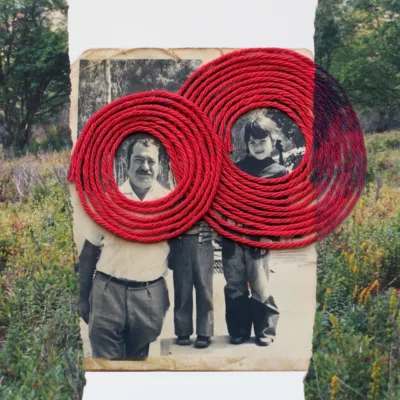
[0,151,84,399]
[306,132,400,399]
[0,133,399,399]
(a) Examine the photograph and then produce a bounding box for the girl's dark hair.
[244,120,272,153]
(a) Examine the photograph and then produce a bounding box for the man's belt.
[96,271,163,288]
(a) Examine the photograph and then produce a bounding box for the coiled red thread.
[179,48,367,249]
[68,90,223,243]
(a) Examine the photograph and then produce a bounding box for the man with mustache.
[78,133,171,360]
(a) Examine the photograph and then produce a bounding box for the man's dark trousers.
[89,272,169,359]
[170,235,214,337]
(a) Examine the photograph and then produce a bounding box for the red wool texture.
[179,48,367,249]
[68,90,223,243]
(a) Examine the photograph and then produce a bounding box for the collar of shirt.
[118,179,170,201]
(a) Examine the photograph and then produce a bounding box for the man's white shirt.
[85,179,171,281]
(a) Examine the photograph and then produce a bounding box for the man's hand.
[198,222,219,243]
[78,240,100,325]
[259,248,268,257]
[79,298,90,324]
[256,236,274,256]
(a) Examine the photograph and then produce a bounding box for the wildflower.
[352,265,359,274]
[359,287,368,305]
[349,254,355,264]
[329,313,342,339]
[368,361,381,400]
[389,288,397,316]
[361,241,367,249]
[331,375,340,400]
[362,281,380,305]
[370,280,379,292]
[352,285,359,302]
[364,288,373,305]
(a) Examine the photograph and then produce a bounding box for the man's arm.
[78,240,101,324]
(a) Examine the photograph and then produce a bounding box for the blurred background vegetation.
[0,0,399,399]
[0,0,70,153]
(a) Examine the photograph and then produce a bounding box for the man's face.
[128,142,160,189]
[248,135,273,160]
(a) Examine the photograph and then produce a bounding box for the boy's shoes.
[230,335,250,345]
[194,335,211,348]
[176,336,191,346]
[255,336,274,347]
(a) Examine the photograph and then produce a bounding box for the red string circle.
[68,90,223,243]
[179,48,367,249]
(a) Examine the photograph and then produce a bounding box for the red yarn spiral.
[68,90,222,243]
[179,48,367,249]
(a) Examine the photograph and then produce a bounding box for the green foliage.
[0,150,84,399]
[365,131,400,187]
[315,0,400,113]
[1,135,400,398]
[0,0,70,149]
[305,132,400,399]
[26,124,72,154]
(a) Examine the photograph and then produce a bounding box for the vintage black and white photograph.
[70,50,317,370]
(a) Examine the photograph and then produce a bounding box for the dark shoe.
[256,336,274,347]
[176,336,191,346]
[230,335,249,345]
[194,336,211,349]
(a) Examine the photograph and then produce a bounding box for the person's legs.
[171,237,194,339]
[193,238,214,338]
[222,238,252,341]
[125,278,170,358]
[89,274,127,359]
[245,248,279,343]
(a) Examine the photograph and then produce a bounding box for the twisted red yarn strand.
[68,90,223,243]
[179,48,367,249]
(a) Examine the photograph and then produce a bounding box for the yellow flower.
[349,254,355,264]
[352,285,359,302]
[329,313,342,339]
[359,288,368,305]
[361,241,367,249]
[368,361,381,400]
[331,375,340,400]
[361,281,380,305]
[370,280,379,292]
[352,265,359,274]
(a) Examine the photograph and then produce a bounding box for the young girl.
[223,115,286,346]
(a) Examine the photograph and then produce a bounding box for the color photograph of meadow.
[1,0,399,399]
[0,133,399,399]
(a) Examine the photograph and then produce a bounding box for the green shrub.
[305,132,400,399]
[0,151,84,399]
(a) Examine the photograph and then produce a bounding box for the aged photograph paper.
[69,48,317,372]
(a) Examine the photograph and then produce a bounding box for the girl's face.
[248,135,273,160]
